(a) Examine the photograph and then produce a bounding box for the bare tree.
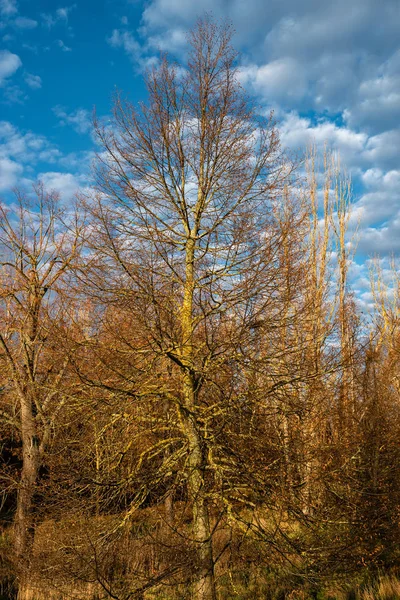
[0,184,85,596]
[89,17,295,600]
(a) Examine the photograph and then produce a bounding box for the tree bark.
[180,236,216,600]
[14,395,40,594]
[182,374,216,600]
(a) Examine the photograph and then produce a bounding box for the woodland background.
[1,18,400,600]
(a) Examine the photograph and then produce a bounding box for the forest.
[1,18,400,600]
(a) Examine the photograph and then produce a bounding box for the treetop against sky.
[0,0,399,308]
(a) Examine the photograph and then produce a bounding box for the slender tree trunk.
[163,398,174,523]
[15,289,41,596]
[282,415,292,496]
[14,395,40,596]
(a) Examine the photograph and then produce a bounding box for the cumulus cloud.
[137,0,400,119]
[363,129,400,171]
[343,51,400,134]
[102,0,399,136]
[37,171,88,200]
[107,28,157,70]
[145,27,187,54]
[352,169,400,254]
[357,223,400,256]
[239,59,308,103]
[0,0,396,261]
[141,0,216,31]
[274,111,400,257]
[37,171,78,196]
[277,112,400,180]
[0,49,21,85]
[0,120,61,166]
[108,28,141,57]
[53,105,92,134]
[0,156,22,190]
[103,0,399,261]
[279,113,367,167]
[140,0,397,56]
[0,121,92,197]
[24,72,42,89]
[58,150,95,173]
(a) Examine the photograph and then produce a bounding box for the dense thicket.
[1,18,400,600]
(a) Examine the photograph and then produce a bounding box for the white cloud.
[41,14,55,28]
[279,113,367,166]
[107,29,157,70]
[355,170,400,221]
[3,83,25,104]
[0,121,94,199]
[363,129,400,170]
[349,168,400,255]
[53,105,92,134]
[137,0,400,118]
[146,27,186,54]
[0,49,21,85]
[37,171,87,200]
[0,0,17,17]
[0,119,93,204]
[57,39,72,52]
[276,112,398,177]
[0,156,22,190]
[272,110,400,257]
[108,28,141,56]
[141,0,215,30]
[343,51,400,134]
[0,120,61,165]
[101,0,400,263]
[357,222,400,255]
[13,16,37,29]
[239,59,308,102]
[22,42,38,53]
[41,4,76,28]
[58,150,95,173]
[56,7,69,20]
[24,72,42,89]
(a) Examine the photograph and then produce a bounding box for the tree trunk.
[183,373,216,600]
[14,395,40,595]
[180,235,216,600]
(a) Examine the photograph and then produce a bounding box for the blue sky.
[0,0,399,306]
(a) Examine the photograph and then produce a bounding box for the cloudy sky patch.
[0,0,398,296]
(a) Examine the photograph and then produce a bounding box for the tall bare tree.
[0,185,84,596]
[90,17,295,600]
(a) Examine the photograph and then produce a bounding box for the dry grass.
[5,513,400,600]
[17,581,101,600]
[361,575,400,600]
